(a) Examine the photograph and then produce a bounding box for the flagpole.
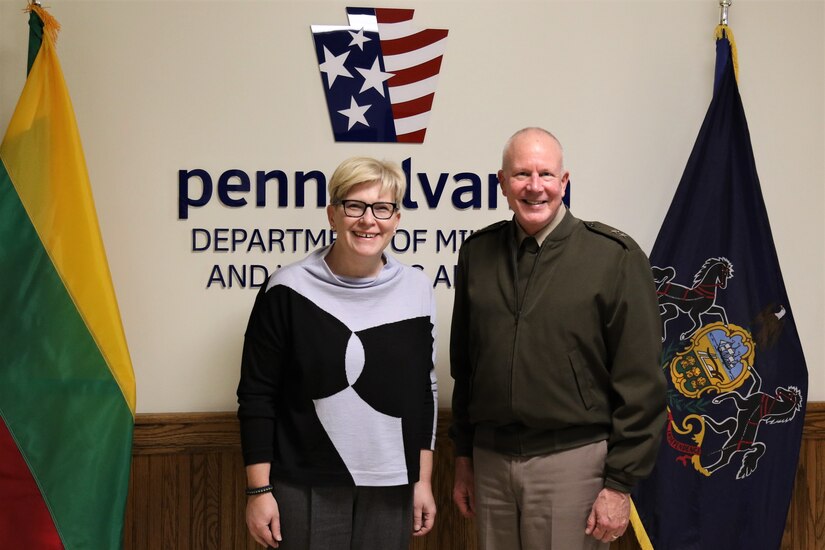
[719,0,731,25]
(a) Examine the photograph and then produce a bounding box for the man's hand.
[246,493,282,548]
[413,480,437,536]
[585,487,630,543]
[452,456,476,519]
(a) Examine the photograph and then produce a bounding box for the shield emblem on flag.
[669,322,754,398]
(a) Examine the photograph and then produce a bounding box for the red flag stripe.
[396,129,427,143]
[380,29,449,56]
[0,417,63,549]
[391,94,435,120]
[374,8,414,24]
[388,57,444,87]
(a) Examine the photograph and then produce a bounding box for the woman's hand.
[413,480,436,536]
[246,493,281,548]
[413,449,436,536]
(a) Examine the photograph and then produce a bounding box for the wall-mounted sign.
[311,7,449,143]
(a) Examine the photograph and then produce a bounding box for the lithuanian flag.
[0,4,136,548]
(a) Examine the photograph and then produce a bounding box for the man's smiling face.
[498,129,569,236]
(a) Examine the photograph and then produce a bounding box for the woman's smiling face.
[327,180,400,263]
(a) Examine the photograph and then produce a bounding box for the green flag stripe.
[0,159,133,549]
[27,11,43,76]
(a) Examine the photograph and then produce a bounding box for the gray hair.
[501,127,564,170]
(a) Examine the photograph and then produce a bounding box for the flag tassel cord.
[26,1,60,43]
[630,498,655,550]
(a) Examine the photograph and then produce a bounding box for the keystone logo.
[311,7,449,143]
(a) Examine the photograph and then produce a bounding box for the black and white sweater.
[237,245,437,487]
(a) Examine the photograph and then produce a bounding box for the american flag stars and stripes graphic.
[311,7,449,143]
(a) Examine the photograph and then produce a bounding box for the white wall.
[1,0,822,412]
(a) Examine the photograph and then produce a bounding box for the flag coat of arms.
[631,26,808,550]
[0,6,135,549]
[311,7,448,143]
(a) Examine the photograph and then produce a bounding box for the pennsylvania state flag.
[0,5,135,549]
[631,26,808,549]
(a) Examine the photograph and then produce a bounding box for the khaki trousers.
[473,441,609,550]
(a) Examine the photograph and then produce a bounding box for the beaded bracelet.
[245,484,274,496]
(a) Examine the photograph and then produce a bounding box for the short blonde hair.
[328,157,406,206]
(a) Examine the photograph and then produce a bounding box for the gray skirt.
[268,479,414,550]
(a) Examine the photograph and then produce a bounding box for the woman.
[237,157,437,549]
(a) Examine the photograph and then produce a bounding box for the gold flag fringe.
[715,24,739,84]
[25,1,61,44]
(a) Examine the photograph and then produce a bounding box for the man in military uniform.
[449,127,666,549]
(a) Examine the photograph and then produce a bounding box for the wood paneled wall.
[125,404,824,549]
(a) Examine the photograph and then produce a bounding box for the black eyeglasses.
[335,199,398,220]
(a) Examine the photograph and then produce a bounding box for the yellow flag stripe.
[1,32,136,415]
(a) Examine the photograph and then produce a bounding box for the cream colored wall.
[1,0,823,411]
